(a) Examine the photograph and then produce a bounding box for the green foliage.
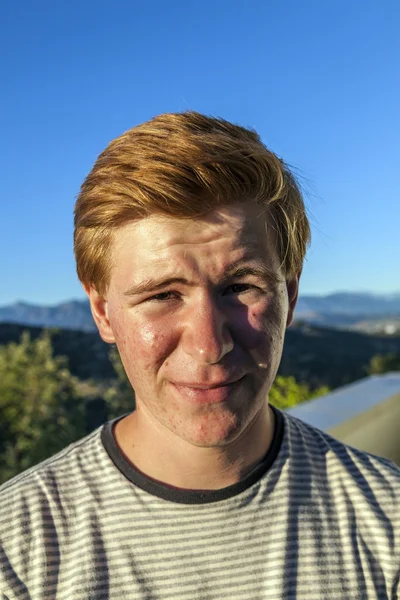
[0,331,85,484]
[367,353,400,375]
[104,346,136,420]
[269,375,329,410]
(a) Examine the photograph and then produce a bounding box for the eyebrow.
[223,264,284,286]
[124,277,193,297]
[123,264,284,298]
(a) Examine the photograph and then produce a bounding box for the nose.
[182,293,234,364]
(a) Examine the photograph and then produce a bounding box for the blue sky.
[1,0,399,305]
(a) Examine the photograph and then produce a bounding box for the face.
[87,204,299,448]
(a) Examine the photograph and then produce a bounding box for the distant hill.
[0,300,95,331]
[0,293,399,332]
[296,292,400,316]
[1,321,399,391]
[295,292,400,328]
[280,322,400,389]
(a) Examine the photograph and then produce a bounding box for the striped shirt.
[0,407,399,599]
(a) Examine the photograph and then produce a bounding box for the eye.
[147,291,179,302]
[225,283,256,295]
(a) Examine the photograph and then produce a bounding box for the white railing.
[286,373,400,464]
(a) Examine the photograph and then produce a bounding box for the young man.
[1,112,399,599]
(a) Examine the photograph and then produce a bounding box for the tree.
[0,331,85,483]
[367,353,400,375]
[269,375,329,410]
[104,346,136,420]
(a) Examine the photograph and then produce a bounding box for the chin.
[171,409,253,448]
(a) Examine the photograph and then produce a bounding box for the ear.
[285,273,300,328]
[84,284,116,344]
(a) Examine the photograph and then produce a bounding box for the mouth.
[171,377,244,404]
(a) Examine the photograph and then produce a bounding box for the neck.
[113,403,275,490]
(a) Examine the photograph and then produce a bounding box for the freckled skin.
[86,204,299,485]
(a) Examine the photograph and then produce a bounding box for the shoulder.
[0,426,107,536]
[281,410,400,508]
[0,426,118,594]
[1,425,103,489]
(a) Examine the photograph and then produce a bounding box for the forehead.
[114,203,274,247]
[109,204,280,275]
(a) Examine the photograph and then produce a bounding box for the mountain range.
[0,300,94,331]
[0,292,399,332]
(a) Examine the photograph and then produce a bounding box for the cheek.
[113,317,176,377]
[234,298,286,351]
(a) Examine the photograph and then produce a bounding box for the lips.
[171,377,244,404]
[175,379,239,389]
